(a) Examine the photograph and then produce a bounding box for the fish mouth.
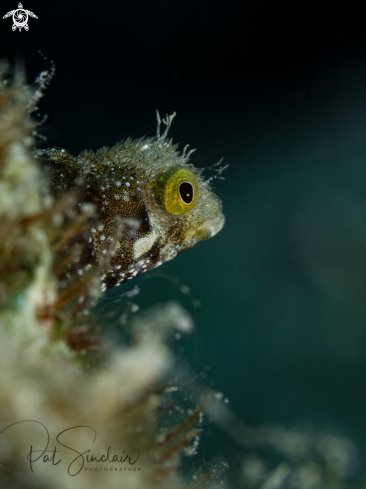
[196,213,225,240]
[186,212,225,243]
[191,191,225,241]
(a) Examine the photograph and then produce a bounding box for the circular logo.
[13,8,28,29]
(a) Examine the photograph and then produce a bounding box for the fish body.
[37,114,225,290]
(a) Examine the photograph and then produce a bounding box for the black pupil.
[179,181,194,204]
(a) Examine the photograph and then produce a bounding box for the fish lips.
[191,212,225,241]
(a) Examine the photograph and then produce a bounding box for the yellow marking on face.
[154,167,198,215]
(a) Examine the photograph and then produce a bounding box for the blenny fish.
[36,113,225,290]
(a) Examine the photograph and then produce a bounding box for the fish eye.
[153,167,198,215]
[179,181,194,204]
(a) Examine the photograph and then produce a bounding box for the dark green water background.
[105,63,366,474]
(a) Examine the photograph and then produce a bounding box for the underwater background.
[2,0,366,485]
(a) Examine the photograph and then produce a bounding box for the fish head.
[135,156,225,268]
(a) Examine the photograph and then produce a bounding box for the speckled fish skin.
[36,117,225,290]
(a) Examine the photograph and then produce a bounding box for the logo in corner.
[3,3,38,31]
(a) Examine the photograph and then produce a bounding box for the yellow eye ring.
[153,167,198,215]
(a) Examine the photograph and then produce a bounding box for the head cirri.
[36,112,226,290]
